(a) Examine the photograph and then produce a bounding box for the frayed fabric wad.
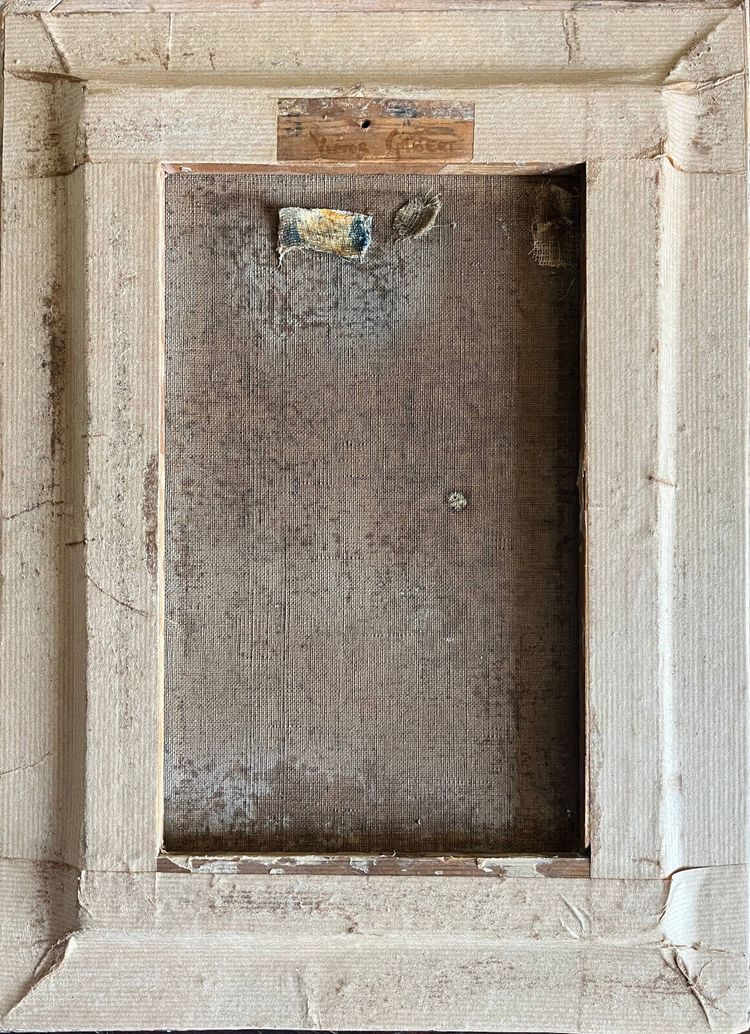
[277,207,373,262]
[531,184,578,268]
[393,192,441,240]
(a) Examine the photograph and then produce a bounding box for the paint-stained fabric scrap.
[278,207,373,261]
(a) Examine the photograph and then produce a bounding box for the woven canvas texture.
[164,172,581,853]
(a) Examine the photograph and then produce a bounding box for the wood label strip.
[277,98,475,163]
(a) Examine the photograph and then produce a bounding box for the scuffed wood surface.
[0,861,745,1032]
[157,852,591,877]
[1,82,669,177]
[0,177,83,866]
[586,160,664,878]
[3,8,737,83]
[73,164,164,871]
[277,97,475,163]
[0,860,78,1022]
[586,160,748,878]
[0,865,743,1032]
[4,0,744,12]
[3,8,743,177]
[660,166,747,872]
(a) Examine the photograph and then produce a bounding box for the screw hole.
[360,119,371,130]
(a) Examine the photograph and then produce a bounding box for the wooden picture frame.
[0,1,747,1030]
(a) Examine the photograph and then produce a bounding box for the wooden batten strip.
[4,8,737,83]
[662,163,747,870]
[586,161,664,878]
[277,97,475,163]
[587,159,748,878]
[0,81,668,177]
[0,177,80,866]
[156,853,591,877]
[76,164,163,872]
[4,0,746,14]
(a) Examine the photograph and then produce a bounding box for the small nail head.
[447,491,468,512]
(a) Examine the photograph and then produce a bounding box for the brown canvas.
[163,171,581,854]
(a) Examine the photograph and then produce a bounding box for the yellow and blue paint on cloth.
[277,207,373,262]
